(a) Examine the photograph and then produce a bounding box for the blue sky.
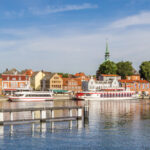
[0,0,150,74]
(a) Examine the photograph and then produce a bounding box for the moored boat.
[9,91,54,102]
[74,89,139,100]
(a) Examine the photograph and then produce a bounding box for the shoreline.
[0,95,9,101]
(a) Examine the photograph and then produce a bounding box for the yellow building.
[31,71,46,90]
[41,73,63,91]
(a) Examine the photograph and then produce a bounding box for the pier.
[0,106,84,125]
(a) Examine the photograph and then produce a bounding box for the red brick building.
[63,78,82,92]
[119,75,150,95]
[2,74,31,95]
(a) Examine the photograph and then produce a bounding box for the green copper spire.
[105,40,110,61]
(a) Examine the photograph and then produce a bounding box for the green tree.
[116,61,134,79]
[139,61,150,81]
[62,73,69,78]
[98,61,117,74]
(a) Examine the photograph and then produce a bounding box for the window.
[11,82,17,88]
[138,83,140,89]
[20,83,24,88]
[134,84,137,89]
[7,77,9,80]
[4,83,8,88]
[143,83,145,89]
[12,78,16,81]
[147,83,149,89]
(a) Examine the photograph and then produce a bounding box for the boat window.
[26,94,51,97]
[14,94,23,96]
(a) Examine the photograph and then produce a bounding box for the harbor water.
[0,99,150,150]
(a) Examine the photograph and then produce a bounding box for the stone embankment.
[0,95,9,101]
[54,94,72,100]
[140,95,150,99]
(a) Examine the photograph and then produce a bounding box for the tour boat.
[74,89,139,101]
[9,91,54,102]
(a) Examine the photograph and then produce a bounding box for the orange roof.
[59,74,63,78]
[75,72,86,77]
[24,70,33,76]
[101,74,119,77]
[127,74,140,77]
[119,79,149,83]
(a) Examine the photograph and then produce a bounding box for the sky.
[0,0,150,75]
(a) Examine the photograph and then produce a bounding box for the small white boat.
[9,91,54,102]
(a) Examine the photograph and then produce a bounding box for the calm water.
[0,99,150,150]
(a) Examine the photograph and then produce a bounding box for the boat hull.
[84,96,138,101]
[75,92,139,101]
[9,97,54,102]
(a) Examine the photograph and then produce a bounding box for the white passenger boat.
[75,89,139,101]
[9,91,54,102]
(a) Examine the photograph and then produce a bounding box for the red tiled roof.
[119,79,149,83]
[75,72,86,77]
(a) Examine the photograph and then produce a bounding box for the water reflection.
[87,100,150,129]
[0,100,150,149]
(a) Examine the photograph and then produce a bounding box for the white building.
[88,75,122,91]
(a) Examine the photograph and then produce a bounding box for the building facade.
[99,74,121,81]
[119,75,150,95]
[88,76,121,91]
[63,78,82,92]
[30,71,46,90]
[41,73,63,91]
[2,74,31,94]
[0,78,2,95]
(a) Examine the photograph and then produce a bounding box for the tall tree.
[98,61,117,74]
[139,61,150,81]
[116,61,134,79]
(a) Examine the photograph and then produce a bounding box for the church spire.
[105,40,110,61]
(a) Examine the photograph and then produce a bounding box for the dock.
[0,106,84,125]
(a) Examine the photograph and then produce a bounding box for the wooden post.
[77,108,82,118]
[31,123,35,137]
[50,110,55,130]
[69,109,72,117]
[31,111,35,120]
[10,125,13,136]
[51,110,54,118]
[77,108,83,129]
[0,112,4,125]
[69,109,73,129]
[40,122,46,133]
[77,119,83,129]
[10,112,13,121]
[0,125,4,138]
[40,110,46,122]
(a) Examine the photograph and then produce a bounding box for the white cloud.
[1,10,150,73]
[110,11,150,28]
[29,3,98,15]
[4,10,25,18]
[0,26,150,74]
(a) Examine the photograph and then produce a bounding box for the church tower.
[105,41,110,61]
